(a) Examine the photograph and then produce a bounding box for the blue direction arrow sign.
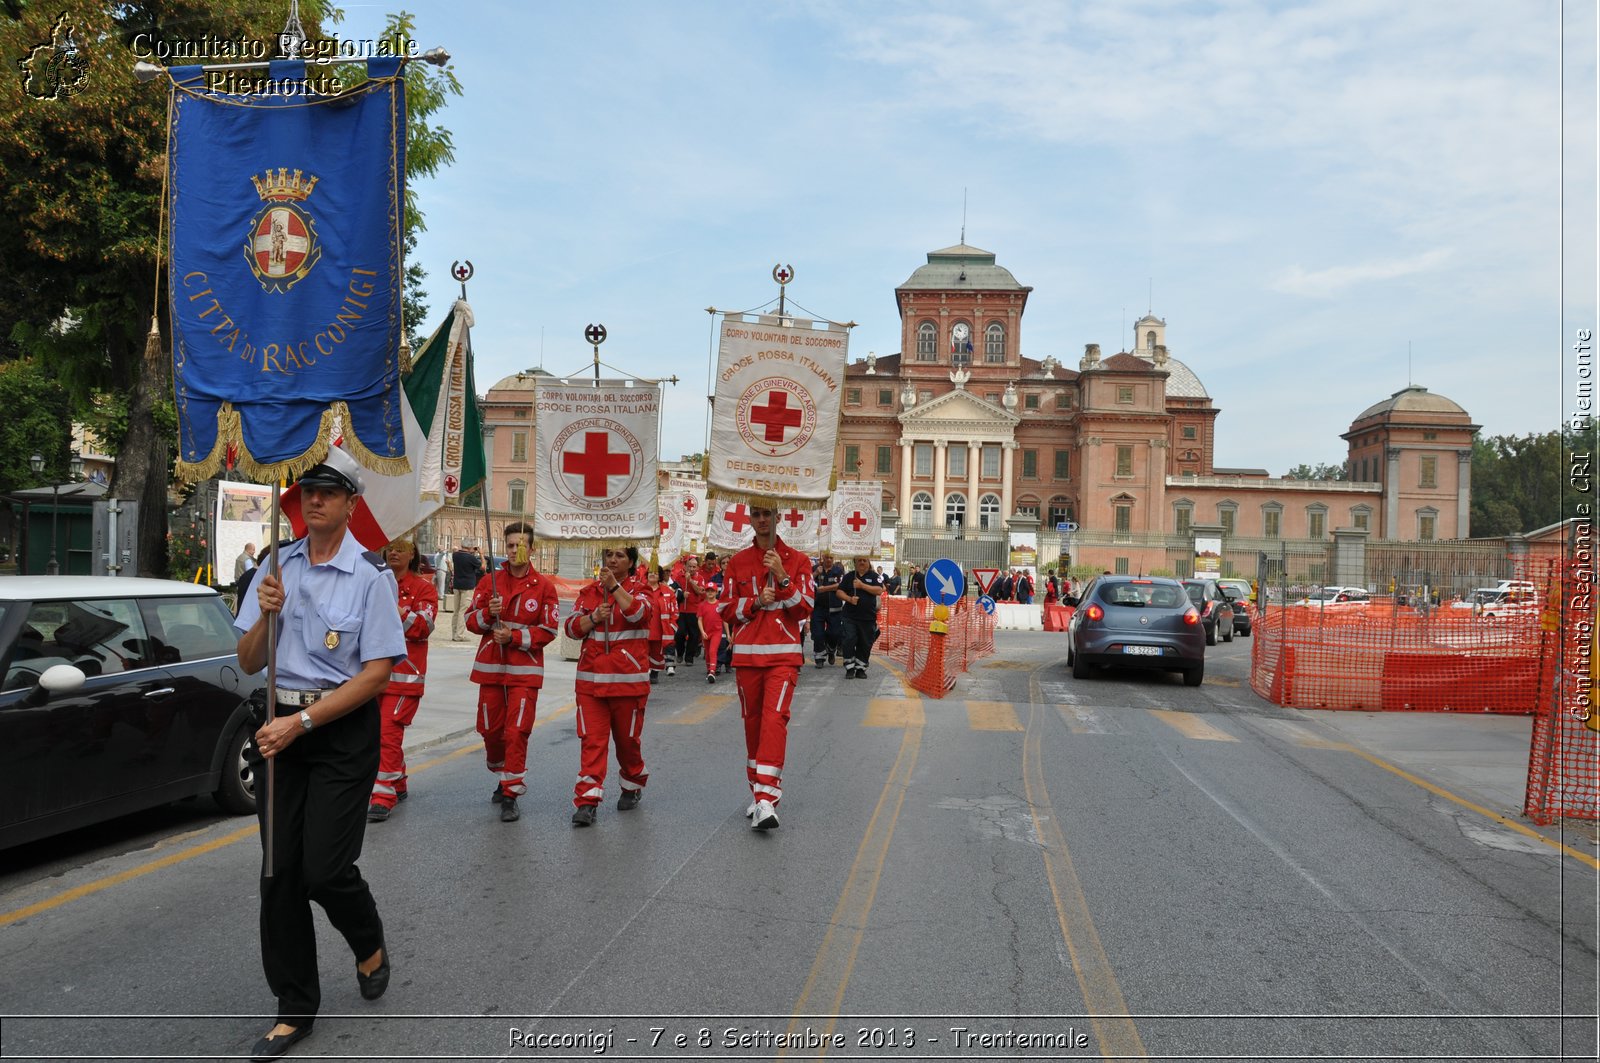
[978,595,996,615]
[926,558,965,606]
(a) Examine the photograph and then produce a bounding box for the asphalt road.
[1,632,1595,1062]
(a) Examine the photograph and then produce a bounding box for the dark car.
[1065,575,1206,686]
[1217,583,1253,636]
[1180,579,1236,646]
[0,577,264,850]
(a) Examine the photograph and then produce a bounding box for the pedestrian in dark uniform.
[839,555,885,679]
[450,543,483,639]
[234,462,407,1061]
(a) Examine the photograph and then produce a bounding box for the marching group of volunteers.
[230,464,901,1059]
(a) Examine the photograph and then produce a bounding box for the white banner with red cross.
[707,313,850,509]
[656,490,685,567]
[706,497,758,554]
[667,474,708,546]
[769,500,826,553]
[532,379,660,544]
[829,481,883,558]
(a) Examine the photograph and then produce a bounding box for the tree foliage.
[1282,461,1348,481]
[0,2,460,574]
[1469,429,1575,537]
[0,360,73,495]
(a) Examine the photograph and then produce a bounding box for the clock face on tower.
[952,322,970,344]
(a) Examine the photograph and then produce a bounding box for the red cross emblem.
[443,473,460,496]
[550,419,644,511]
[682,495,698,515]
[737,377,816,457]
[749,390,804,444]
[562,431,630,497]
[782,508,804,528]
[725,504,751,533]
[659,515,671,535]
[846,511,868,533]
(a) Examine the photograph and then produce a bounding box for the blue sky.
[356,0,1594,471]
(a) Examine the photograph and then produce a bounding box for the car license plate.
[1122,645,1161,656]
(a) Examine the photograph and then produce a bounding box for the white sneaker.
[666,665,676,676]
[745,800,758,818]
[751,800,779,831]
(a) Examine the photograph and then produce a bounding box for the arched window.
[911,491,933,528]
[945,492,967,530]
[979,492,1002,531]
[984,323,1005,363]
[1146,329,1157,351]
[916,322,937,361]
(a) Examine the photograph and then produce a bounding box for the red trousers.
[648,639,665,671]
[735,666,796,806]
[477,686,539,797]
[371,692,420,809]
[702,631,722,674]
[574,693,649,807]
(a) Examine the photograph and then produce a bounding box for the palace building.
[836,243,1478,575]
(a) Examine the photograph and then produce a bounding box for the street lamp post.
[28,452,60,576]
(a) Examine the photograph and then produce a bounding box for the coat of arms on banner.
[533,380,660,544]
[246,169,322,293]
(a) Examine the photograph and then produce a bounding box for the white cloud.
[1269,248,1454,298]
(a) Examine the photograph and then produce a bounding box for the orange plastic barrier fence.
[1524,559,1600,825]
[875,597,996,698]
[1249,604,1546,713]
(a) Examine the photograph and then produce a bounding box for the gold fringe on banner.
[172,401,411,486]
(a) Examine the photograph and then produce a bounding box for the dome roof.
[899,244,1029,292]
[1353,385,1468,422]
[488,367,553,392]
[1125,351,1208,399]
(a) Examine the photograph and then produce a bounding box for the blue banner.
[167,58,408,481]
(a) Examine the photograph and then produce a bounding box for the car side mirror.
[26,663,87,706]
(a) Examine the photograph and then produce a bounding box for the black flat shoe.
[357,942,391,1001]
[251,1024,311,1061]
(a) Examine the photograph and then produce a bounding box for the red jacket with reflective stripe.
[467,566,561,689]
[718,535,814,669]
[385,569,438,697]
[649,582,679,641]
[565,573,653,697]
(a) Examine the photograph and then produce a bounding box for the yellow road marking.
[1347,747,1600,870]
[1205,676,1242,687]
[1147,708,1239,742]
[863,697,925,728]
[784,708,923,1054]
[662,693,732,725]
[966,699,1024,732]
[1027,668,1146,1059]
[1,700,578,927]
[874,655,919,699]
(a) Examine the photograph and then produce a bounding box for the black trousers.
[254,699,384,1027]
[841,615,879,668]
[675,621,701,664]
[811,609,842,657]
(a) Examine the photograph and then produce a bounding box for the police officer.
[235,461,407,1061]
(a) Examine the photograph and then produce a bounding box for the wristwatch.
[777,578,792,589]
[299,709,314,733]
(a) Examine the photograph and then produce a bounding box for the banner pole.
[263,482,280,878]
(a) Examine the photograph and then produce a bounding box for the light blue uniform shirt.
[234,530,406,689]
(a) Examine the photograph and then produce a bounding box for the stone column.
[1001,441,1017,524]
[1384,446,1401,538]
[1456,449,1472,538]
[899,437,913,524]
[933,439,947,530]
[967,440,982,529]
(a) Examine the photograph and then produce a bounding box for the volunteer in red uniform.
[564,546,653,828]
[367,539,438,822]
[646,565,679,682]
[718,503,813,831]
[467,522,561,823]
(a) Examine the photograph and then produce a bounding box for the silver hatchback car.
[1065,575,1206,686]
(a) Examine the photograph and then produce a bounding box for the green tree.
[1283,461,1348,480]
[0,2,460,575]
[1469,430,1571,537]
[0,360,73,495]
